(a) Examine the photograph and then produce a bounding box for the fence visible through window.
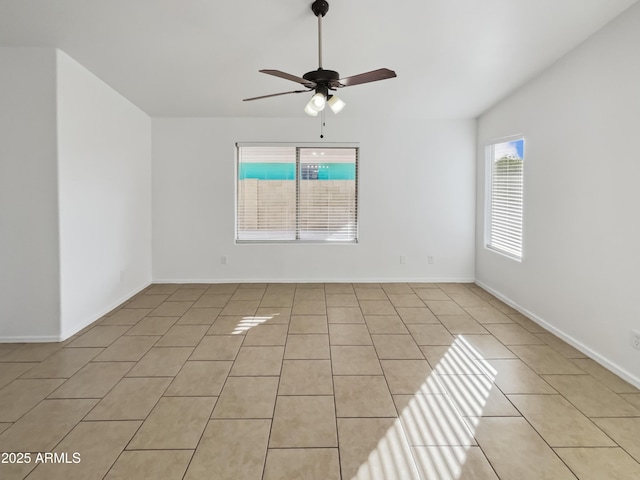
[236,145,358,243]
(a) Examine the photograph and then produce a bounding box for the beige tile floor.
[1,282,640,479]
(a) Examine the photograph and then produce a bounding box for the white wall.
[152,117,476,283]
[0,48,60,341]
[476,4,640,385]
[57,51,152,338]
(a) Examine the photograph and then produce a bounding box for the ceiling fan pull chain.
[320,108,325,138]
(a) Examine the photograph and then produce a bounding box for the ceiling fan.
[243,0,397,116]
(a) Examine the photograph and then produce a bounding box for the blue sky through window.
[512,139,524,158]
[494,138,524,160]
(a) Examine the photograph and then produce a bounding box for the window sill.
[485,245,522,262]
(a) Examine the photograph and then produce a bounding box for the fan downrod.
[311,0,329,17]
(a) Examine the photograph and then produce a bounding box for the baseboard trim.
[151,277,477,284]
[0,335,62,343]
[475,279,640,390]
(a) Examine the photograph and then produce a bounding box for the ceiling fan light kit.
[243,0,396,121]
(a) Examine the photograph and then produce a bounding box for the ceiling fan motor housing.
[311,0,329,17]
[303,69,339,96]
[303,69,339,84]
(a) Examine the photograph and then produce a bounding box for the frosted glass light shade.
[311,92,326,110]
[304,101,319,116]
[328,95,346,114]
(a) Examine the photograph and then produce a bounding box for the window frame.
[484,135,525,261]
[235,142,359,244]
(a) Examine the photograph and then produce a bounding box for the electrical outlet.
[632,330,640,350]
[220,256,228,265]
[400,255,406,264]
[427,256,434,264]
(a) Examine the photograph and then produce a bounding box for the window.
[236,144,358,242]
[486,137,524,259]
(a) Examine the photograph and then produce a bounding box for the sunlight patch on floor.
[352,335,497,480]
[231,315,275,334]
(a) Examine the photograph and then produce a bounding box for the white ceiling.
[0,0,637,118]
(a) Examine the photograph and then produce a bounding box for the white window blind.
[487,138,524,259]
[237,146,296,241]
[298,148,357,241]
[236,145,358,242]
